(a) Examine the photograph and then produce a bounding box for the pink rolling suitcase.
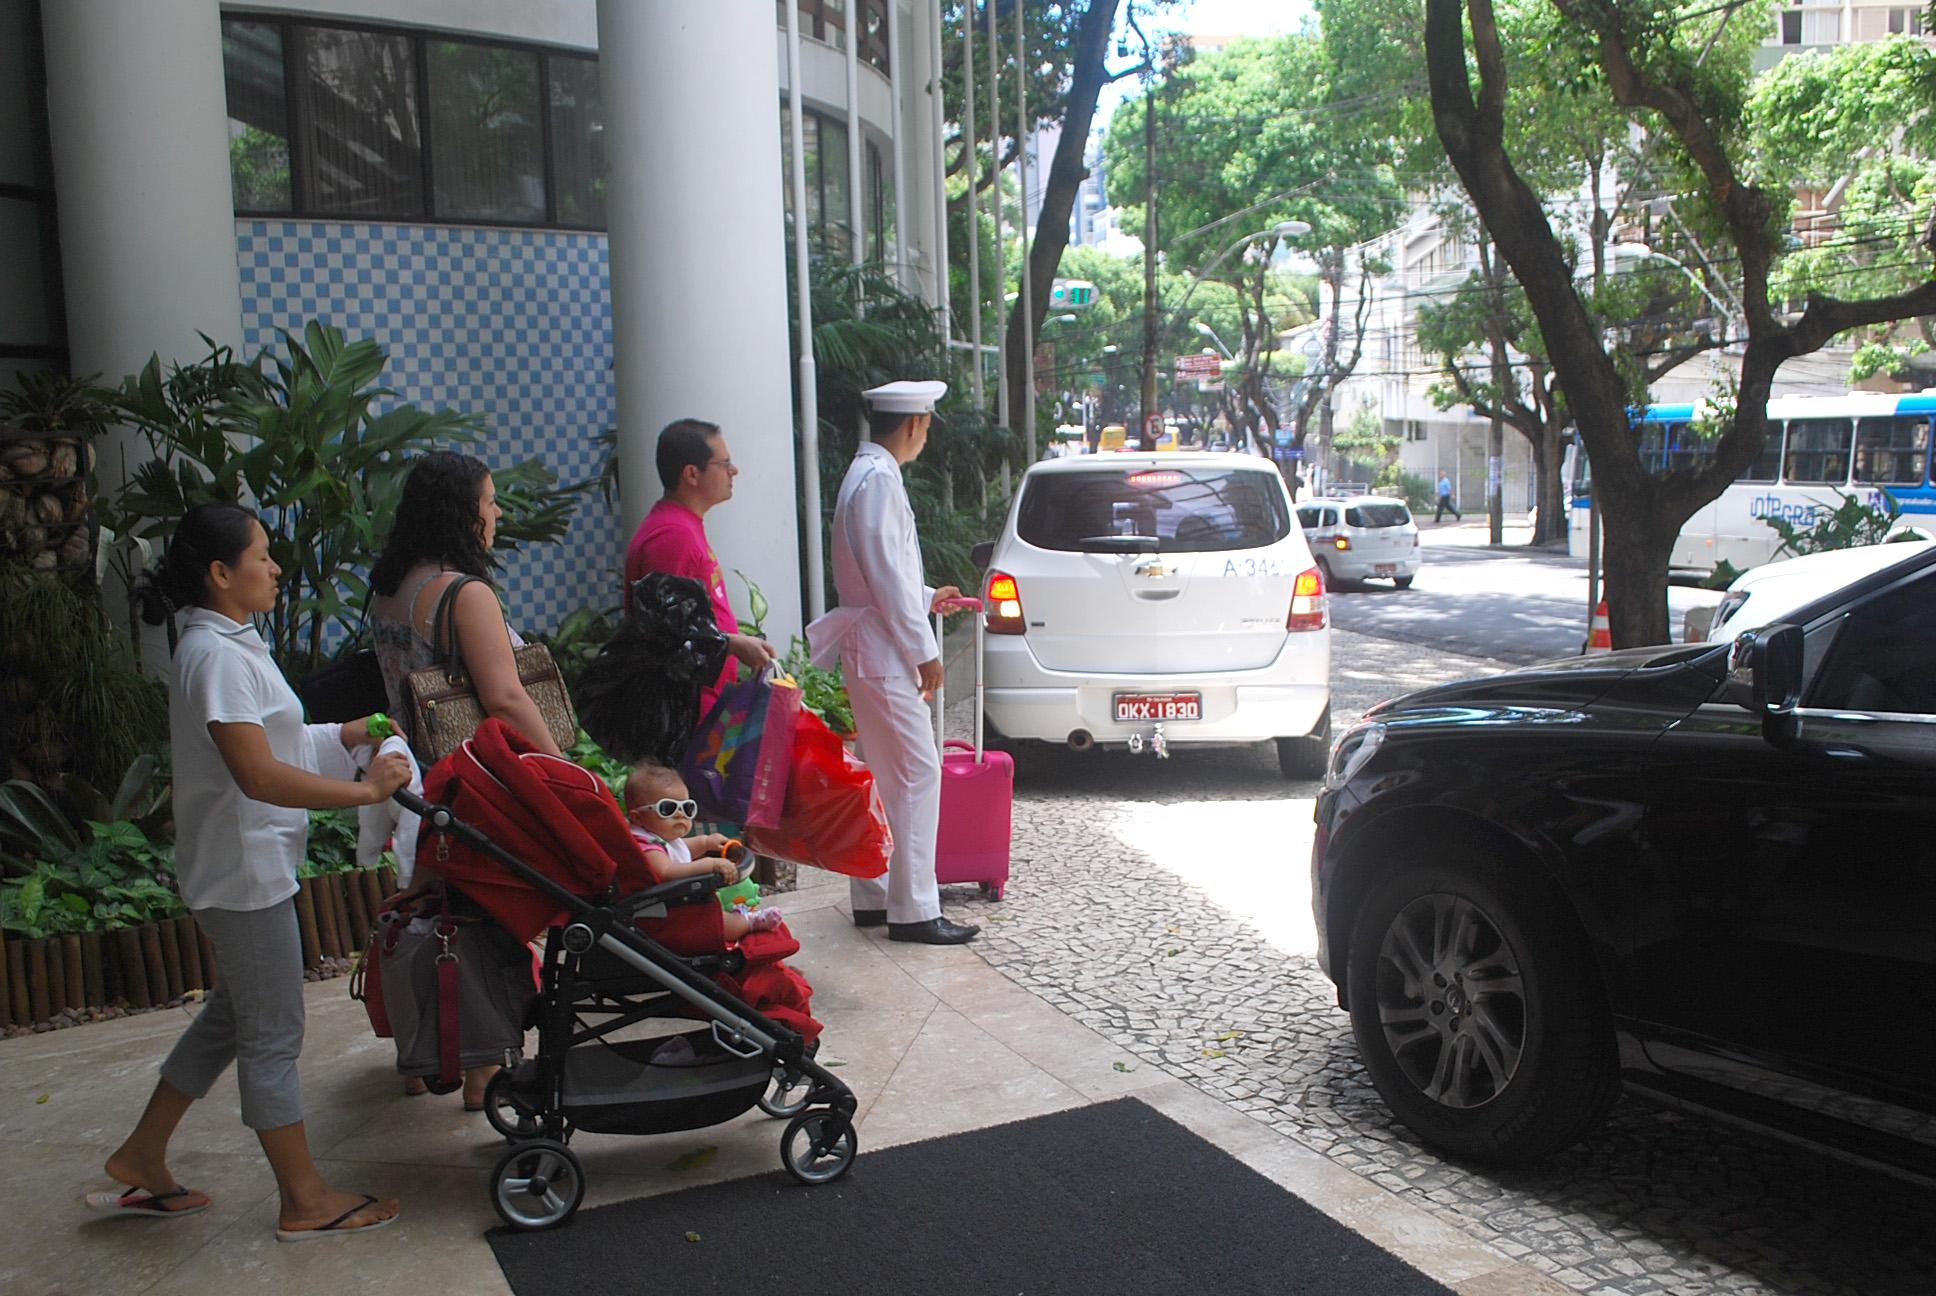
[932,598,1014,900]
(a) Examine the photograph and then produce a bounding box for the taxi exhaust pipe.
[1067,729,1094,752]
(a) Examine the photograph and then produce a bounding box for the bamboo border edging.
[2,869,394,1035]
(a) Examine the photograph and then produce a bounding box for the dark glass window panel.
[548,56,604,228]
[860,0,890,75]
[804,110,822,234]
[1782,417,1853,485]
[1810,569,1936,714]
[223,19,292,211]
[1017,467,1290,553]
[428,41,542,224]
[820,115,850,258]
[865,139,886,262]
[1346,503,1413,528]
[298,26,423,217]
[1854,416,1929,487]
[1743,423,1783,482]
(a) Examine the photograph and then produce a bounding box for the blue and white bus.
[1567,390,1936,574]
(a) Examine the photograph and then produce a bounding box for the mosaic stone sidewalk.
[947,628,1935,1296]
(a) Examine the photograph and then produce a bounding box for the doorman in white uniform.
[806,380,980,945]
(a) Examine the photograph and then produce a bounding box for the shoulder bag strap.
[432,887,463,1091]
[429,574,481,683]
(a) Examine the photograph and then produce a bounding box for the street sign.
[1174,353,1221,379]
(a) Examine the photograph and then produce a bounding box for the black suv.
[1312,546,1936,1180]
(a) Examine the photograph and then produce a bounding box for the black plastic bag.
[575,572,730,765]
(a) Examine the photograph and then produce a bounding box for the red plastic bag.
[743,710,891,879]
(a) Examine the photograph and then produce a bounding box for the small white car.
[1295,495,1420,588]
[1702,540,1934,642]
[975,453,1332,779]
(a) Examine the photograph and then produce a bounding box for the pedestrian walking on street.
[1434,473,1462,523]
[807,380,980,946]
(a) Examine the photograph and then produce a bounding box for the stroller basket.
[395,787,860,1230]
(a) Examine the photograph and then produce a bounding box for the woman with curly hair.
[369,450,561,761]
[368,451,556,1105]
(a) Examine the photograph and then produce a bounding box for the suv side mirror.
[970,540,995,569]
[1733,623,1802,744]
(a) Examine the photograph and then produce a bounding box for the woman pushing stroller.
[87,503,409,1241]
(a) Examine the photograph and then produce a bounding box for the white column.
[599,0,804,642]
[41,0,243,475]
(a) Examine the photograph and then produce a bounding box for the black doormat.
[488,1097,1456,1296]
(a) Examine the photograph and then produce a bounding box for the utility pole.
[1133,6,1158,449]
[1016,0,1036,464]
[1481,237,1506,545]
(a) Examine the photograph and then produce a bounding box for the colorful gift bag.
[679,669,802,829]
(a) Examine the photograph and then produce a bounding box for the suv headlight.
[1324,721,1386,791]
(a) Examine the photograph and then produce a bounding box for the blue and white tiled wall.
[235,220,621,634]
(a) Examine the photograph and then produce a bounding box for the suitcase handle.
[933,599,987,763]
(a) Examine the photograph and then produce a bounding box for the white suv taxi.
[1295,494,1420,588]
[974,453,1332,779]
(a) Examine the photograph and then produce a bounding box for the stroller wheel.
[491,1138,585,1230]
[483,1070,543,1142]
[758,1066,813,1119]
[979,882,1005,901]
[781,1111,857,1185]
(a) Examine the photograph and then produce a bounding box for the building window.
[548,55,604,229]
[865,139,887,263]
[781,106,889,263]
[298,26,422,218]
[779,0,890,74]
[427,41,542,224]
[223,20,292,211]
[1887,7,1924,35]
[221,15,604,231]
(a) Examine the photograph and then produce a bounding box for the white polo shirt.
[170,608,350,912]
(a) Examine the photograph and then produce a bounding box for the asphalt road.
[1326,531,1725,664]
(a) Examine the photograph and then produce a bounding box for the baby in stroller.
[412,719,852,1228]
[622,762,784,941]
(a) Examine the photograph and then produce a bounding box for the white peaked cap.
[862,379,948,414]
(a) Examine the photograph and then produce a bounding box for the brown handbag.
[404,575,577,765]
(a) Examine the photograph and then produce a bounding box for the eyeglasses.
[646,798,698,819]
[706,458,735,473]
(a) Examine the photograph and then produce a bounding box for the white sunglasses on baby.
[644,798,698,819]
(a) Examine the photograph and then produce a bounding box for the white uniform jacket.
[808,441,937,679]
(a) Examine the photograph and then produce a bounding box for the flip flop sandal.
[275,1194,398,1243]
[83,1186,210,1218]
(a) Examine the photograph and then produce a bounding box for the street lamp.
[1193,319,1236,361]
[1608,241,1743,345]
[1170,219,1312,340]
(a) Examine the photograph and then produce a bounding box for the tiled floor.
[0,865,1557,1295]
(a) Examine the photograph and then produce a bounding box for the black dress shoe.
[852,909,887,928]
[887,916,981,945]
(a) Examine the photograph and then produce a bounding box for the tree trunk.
[1001,0,1121,441]
[1597,478,1675,646]
[1529,424,1566,547]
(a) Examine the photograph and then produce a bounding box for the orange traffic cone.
[1587,599,1612,651]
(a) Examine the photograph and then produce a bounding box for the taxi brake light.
[1127,470,1185,488]
[1333,535,1351,551]
[985,570,1026,635]
[1288,566,1327,632]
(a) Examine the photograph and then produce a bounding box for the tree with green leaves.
[1426,0,1936,646]
[1748,35,1936,384]
[1103,30,1401,491]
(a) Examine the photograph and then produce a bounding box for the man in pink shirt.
[625,418,777,711]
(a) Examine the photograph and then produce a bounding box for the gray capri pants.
[159,897,306,1130]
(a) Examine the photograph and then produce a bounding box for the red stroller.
[406,719,856,1229]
